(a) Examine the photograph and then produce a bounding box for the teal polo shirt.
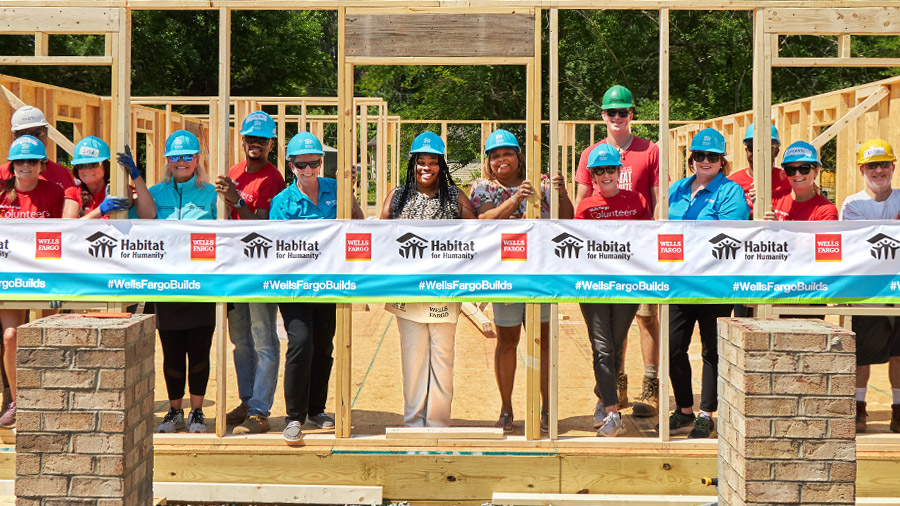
[269,177,338,220]
[668,171,749,221]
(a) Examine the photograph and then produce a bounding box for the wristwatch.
[233,197,246,209]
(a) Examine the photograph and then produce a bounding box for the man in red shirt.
[0,106,75,191]
[574,85,660,417]
[728,123,790,213]
[215,111,286,434]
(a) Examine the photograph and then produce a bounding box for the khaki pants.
[397,317,457,427]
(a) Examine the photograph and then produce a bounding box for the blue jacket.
[270,177,337,220]
[136,174,217,220]
[668,172,749,221]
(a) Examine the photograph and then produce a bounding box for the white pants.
[396,317,456,427]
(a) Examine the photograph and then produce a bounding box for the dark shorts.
[854,315,900,366]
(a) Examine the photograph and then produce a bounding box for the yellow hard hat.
[857,138,896,164]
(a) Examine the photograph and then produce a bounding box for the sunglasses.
[743,141,780,150]
[604,109,631,118]
[167,154,195,163]
[784,164,815,176]
[590,166,619,175]
[291,159,322,170]
[692,152,722,163]
[244,136,271,146]
[75,162,102,171]
[862,161,892,170]
[15,128,46,138]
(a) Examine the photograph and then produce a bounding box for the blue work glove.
[99,196,130,216]
[116,144,141,180]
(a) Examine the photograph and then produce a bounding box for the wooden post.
[547,6,559,441]
[360,104,369,216]
[376,104,387,213]
[752,8,774,318]
[335,6,353,438]
[215,6,231,438]
[277,103,286,175]
[657,7,671,443]
[300,102,307,132]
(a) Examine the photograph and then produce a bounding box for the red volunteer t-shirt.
[0,179,64,218]
[228,161,286,219]
[64,184,108,219]
[771,192,838,221]
[574,136,659,205]
[0,160,76,191]
[728,167,791,212]
[574,189,651,221]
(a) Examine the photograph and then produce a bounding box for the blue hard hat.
[164,130,201,157]
[689,128,727,154]
[484,129,520,155]
[8,135,47,161]
[409,131,445,156]
[240,111,277,138]
[286,132,324,158]
[781,141,820,165]
[71,136,110,165]
[744,123,780,145]
[587,144,622,168]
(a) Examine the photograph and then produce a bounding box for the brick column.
[15,313,156,506]
[717,318,856,506]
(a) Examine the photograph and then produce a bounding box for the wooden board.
[0,7,119,33]
[385,427,505,440]
[345,13,534,58]
[765,7,900,35]
[492,493,716,505]
[153,482,382,505]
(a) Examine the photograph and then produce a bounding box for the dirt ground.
[152,303,899,437]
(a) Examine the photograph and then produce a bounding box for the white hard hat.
[11,106,49,131]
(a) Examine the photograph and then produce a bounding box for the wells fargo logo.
[815,234,841,262]
[501,233,527,261]
[190,233,216,261]
[658,234,683,262]
[35,232,61,259]
[346,233,371,261]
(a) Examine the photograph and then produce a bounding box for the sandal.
[494,412,514,433]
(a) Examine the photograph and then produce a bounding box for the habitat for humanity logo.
[240,233,320,260]
[241,233,272,258]
[396,232,476,260]
[552,232,584,259]
[868,233,900,260]
[86,232,117,258]
[709,233,741,260]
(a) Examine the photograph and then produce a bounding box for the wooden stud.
[376,104,387,214]
[547,6,559,442]
[277,103,286,175]
[811,85,889,150]
[839,33,851,58]
[657,7,671,443]
[753,8,774,318]
[524,8,541,442]
[360,104,368,216]
[33,32,48,57]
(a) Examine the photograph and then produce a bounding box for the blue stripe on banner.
[3,272,900,303]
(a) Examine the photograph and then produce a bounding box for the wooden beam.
[548,6,559,442]
[764,7,900,35]
[492,493,716,506]
[345,56,534,66]
[277,103,285,175]
[773,57,900,67]
[657,6,671,443]
[345,13,534,58]
[153,482,382,505]
[524,8,541,442]
[0,7,119,33]
[0,56,114,66]
[811,85,889,150]
[385,427,504,440]
[215,6,231,439]
[0,83,75,154]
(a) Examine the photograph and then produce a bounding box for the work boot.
[856,401,867,433]
[632,377,659,418]
[616,373,628,409]
[891,404,900,433]
[233,414,270,434]
[225,403,249,425]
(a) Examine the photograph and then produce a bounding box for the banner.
[1,219,899,303]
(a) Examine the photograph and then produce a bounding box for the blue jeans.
[228,303,280,417]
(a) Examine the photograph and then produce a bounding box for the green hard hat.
[602,85,634,110]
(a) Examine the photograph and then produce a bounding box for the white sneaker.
[283,420,303,445]
[593,401,608,428]
[187,409,207,433]
[157,408,185,433]
[596,411,625,437]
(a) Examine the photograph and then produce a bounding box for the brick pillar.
[15,313,156,506]
[717,318,856,506]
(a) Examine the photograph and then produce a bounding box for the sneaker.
[494,412,513,433]
[157,408,185,433]
[225,403,249,425]
[283,420,304,445]
[616,373,628,409]
[632,377,659,418]
[688,415,715,439]
[306,413,335,429]
[658,410,695,434]
[593,402,608,429]
[891,404,900,433]
[856,401,867,433]
[187,409,207,433]
[0,401,16,428]
[540,411,549,433]
[596,411,625,437]
[233,414,270,434]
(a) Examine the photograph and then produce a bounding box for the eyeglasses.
[784,164,815,176]
[604,109,631,118]
[861,161,892,170]
[590,166,619,175]
[244,136,271,146]
[291,159,322,170]
[692,152,722,163]
[14,128,46,138]
[167,154,195,163]
[75,162,102,171]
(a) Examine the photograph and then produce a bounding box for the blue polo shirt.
[668,171,749,221]
[269,177,337,220]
